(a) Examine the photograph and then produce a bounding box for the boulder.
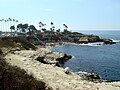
[35,56,49,64]
[64,67,71,74]
[56,54,72,63]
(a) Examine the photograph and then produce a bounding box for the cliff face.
[78,35,102,43]
[78,34,116,44]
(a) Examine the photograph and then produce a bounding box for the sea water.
[51,31,120,81]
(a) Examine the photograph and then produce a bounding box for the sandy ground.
[5,48,120,90]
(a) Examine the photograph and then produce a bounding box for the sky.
[0,0,120,31]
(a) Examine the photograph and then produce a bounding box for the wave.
[111,39,120,42]
[72,55,76,59]
[79,42,103,46]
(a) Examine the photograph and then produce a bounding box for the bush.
[0,56,52,90]
[0,36,37,50]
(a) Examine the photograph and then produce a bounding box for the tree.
[56,29,60,33]
[63,24,68,34]
[22,24,29,32]
[10,25,15,33]
[17,24,28,33]
[28,25,37,35]
[0,20,1,31]
[51,22,53,26]
[8,18,12,32]
[63,24,68,30]
[38,22,43,31]
[50,22,55,32]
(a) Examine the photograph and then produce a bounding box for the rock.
[35,56,49,64]
[78,36,88,43]
[56,54,72,67]
[103,39,116,44]
[64,67,71,74]
[78,35,101,43]
[77,72,101,82]
[16,47,21,51]
[56,54,72,62]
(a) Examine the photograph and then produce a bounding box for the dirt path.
[5,48,120,90]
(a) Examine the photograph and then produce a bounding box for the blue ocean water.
[52,31,120,81]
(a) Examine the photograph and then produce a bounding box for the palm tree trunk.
[0,21,2,31]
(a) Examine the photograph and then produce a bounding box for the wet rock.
[56,54,72,62]
[103,39,116,44]
[56,54,72,67]
[77,72,101,82]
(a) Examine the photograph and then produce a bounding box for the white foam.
[79,42,103,46]
[111,39,120,42]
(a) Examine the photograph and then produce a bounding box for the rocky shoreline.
[2,47,119,90]
[0,36,119,90]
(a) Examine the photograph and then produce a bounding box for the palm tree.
[38,22,43,32]
[50,22,55,32]
[15,20,19,33]
[0,20,2,31]
[51,22,53,26]
[0,19,4,32]
[13,19,16,29]
[4,20,8,32]
[15,20,18,29]
[6,19,9,32]
[63,24,68,34]
[56,29,60,33]
[2,19,5,32]
[8,18,12,32]
[63,24,68,30]
[16,20,18,26]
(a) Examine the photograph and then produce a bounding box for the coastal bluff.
[4,47,120,90]
[0,35,119,90]
[78,34,116,44]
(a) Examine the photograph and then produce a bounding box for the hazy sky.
[0,0,120,31]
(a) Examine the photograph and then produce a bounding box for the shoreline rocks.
[78,34,116,45]
[4,47,120,90]
[35,52,72,67]
[77,71,101,82]
[103,39,116,44]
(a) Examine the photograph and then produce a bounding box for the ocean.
[51,31,120,81]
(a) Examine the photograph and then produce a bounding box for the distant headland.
[0,18,116,45]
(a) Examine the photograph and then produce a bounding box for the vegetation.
[0,54,52,90]
[0,36,37,50]
[0,36,52,89]
[1,18,110,44]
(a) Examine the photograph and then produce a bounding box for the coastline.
[4,47,120,90]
